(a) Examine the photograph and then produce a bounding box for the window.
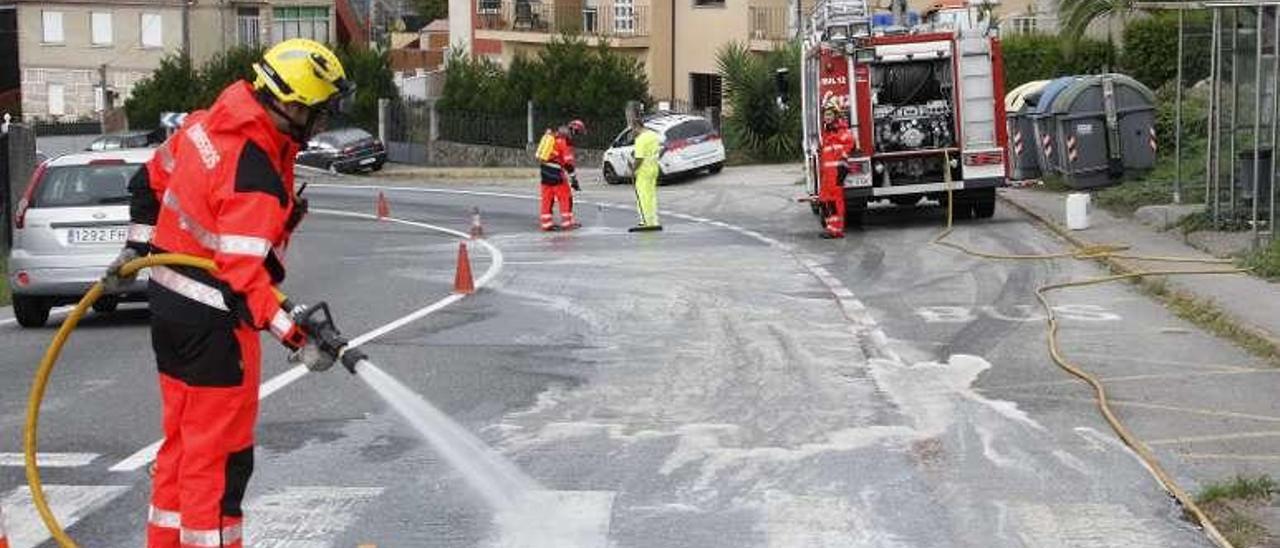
[42,11,63,43]
[91,12,113,45]
[582,6,598,33]
[47,84,65,116]
[694,0,725,7]
[237,8,261,48]
[613,0,635,34]
[272,7,329,44]
[141,13,163,48]
[690,73,723,110]
[94,85,104,112]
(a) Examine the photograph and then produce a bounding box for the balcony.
[476,0,650,45]
[749,4,792,47]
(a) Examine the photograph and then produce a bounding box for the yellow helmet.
[252,39,352,108]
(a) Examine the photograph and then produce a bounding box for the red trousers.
[539,183,575,230]
[819,167,846,237]
[147,323,260,548]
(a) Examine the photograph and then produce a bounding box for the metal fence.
[440,109,529,149]
[384,99,434,165]
[31,120,102,137]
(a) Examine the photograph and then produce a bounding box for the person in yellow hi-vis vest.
[628,116,663,232]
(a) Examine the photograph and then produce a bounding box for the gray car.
[9,149,153,327]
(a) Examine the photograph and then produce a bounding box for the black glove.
[571,174,581,191]
[102,247,140,293]
[289,341,336,372]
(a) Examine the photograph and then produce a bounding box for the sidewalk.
[999,187,1280,359]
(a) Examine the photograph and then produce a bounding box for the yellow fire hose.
[23,253,285,547]
[933,153,1244,548]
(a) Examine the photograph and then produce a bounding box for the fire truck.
[800,0,1008,225]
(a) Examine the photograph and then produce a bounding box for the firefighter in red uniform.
[104,39,353,548]
[539,120,584,231]
[819,107,855,239]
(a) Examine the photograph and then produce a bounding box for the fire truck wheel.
[974,197,996,218]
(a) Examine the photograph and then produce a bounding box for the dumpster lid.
[1050,73,1155,115]
[1005,80,1050,111]
[1031,76,1080,115]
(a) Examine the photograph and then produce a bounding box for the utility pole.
[98,64,110,129]
[182,0,191,58]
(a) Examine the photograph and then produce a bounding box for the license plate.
[68,226,127,244]
[359,157,377,165]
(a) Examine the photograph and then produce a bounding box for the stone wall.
[21,67,148,122]
[424,140,604,168]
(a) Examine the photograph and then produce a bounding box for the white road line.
[243,486,384,547]
[489,490,615,548]
[108,208,505,473]
[2,484,128,548]
[0,453,97,468]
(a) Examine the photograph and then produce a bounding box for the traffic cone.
[454,242,475,294]
[469,207,485,239]
[376,192,391,220]
[1,504,9,548]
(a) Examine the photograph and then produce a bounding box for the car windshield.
[33,163,141,207]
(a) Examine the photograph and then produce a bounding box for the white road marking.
[0,453,97,468]
[914,305,1122,323]
[488,490,615,548]
[108,208,505,472]
[243,486,384,547]
[2,484,128,548]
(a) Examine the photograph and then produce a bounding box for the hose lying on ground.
[932,165,1244,548]
[24,253,218,548]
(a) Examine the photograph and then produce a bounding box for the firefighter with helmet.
[103,39,354,548]
[539,119,585,231]
[819,105,855,239]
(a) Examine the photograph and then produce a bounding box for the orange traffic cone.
[469,207,484,239]
[1,504,9,548]
[454,242,475,294]
[376,191,391,220]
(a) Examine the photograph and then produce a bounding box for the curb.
[998,191,1280,362]
[376,168,538,180]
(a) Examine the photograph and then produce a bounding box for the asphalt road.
[1,165,1276,547]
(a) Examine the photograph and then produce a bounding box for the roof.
[47,148,155,167]
[642,113,707,129]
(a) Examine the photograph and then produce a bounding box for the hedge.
[1001,33,1116,93]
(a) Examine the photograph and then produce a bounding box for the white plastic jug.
[1066,192,1091,230]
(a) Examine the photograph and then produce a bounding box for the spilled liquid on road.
[356,361,608,547]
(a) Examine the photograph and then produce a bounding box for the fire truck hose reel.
[23,253,361,547]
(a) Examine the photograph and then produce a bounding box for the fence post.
[428,100,439,143]
[527,100,535,145]
[377,98,390,145]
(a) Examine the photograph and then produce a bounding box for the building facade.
[450,0,1055,110]
[6,0,338,122]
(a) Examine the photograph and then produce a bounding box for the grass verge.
[1240,238,1280,281]
[1196,475,1276,547]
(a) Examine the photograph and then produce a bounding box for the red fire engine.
[801,0,1008,225]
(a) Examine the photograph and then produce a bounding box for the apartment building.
[449,0,1050,110]
[6,0,337,121]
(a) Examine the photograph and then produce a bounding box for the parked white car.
[601,114,726,184]
[9,149,153,327]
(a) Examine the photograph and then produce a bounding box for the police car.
[601,114,726,184]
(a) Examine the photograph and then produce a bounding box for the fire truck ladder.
[956,36,999,150]
[809,0,871,38]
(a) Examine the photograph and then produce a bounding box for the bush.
[716,40,802,162]
[438,37,649,149]
[337,47,398,132]
[1001,33,1116,92]
[124,55,198,130]
[1121,13,1212,90]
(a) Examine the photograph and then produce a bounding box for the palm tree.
[1056,0,1135,57]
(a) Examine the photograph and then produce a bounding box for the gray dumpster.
[1044,73,1157,189]
[1005,80,1050,181]
[1235,148,1274,204]
[1028,77,1080,178]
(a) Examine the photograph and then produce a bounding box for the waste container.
[1028,76,1080,178]
[1004,80,1050,181]
[1235,147,1273,204]
[1043,73,1157,189]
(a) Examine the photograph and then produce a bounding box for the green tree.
[336,46,399,132]
[1055,0,1138,57]
[411,0,447,22]
[1000,33,1115,92]
[195,47,265,107]
[124,55,198,130]
[716,40,802,162]
[1121,12,1212,90]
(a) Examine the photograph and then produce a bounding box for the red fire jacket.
[143,81,305,347]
